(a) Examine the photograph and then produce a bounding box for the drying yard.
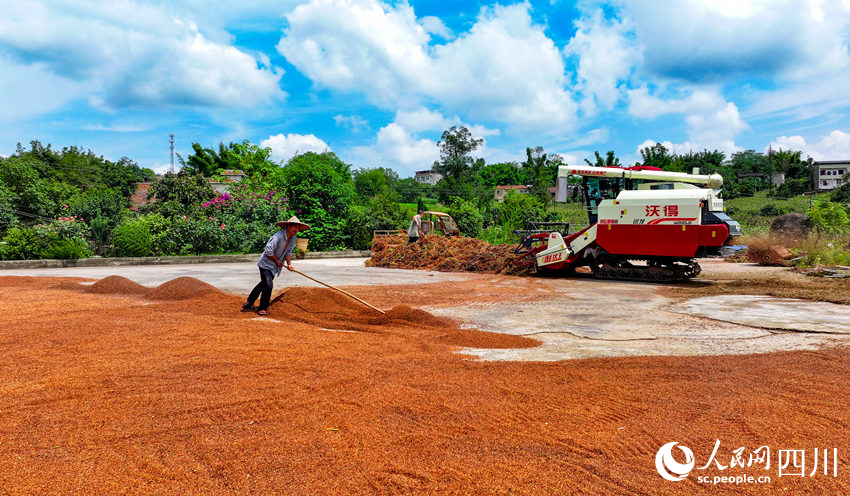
[1,258,848,494]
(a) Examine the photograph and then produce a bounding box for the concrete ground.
[4,257,849,360]
[0,257,472,293]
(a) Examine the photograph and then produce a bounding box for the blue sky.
[2,0,850,176]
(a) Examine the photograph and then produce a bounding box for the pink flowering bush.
[202,185,291,226]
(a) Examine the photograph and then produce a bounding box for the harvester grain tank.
[513,165,741,281]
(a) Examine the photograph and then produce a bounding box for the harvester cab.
[514,165,741,281]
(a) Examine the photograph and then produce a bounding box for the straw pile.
[367,234,522,274]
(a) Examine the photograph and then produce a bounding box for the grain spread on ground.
[1,274,848,495]
[367,234,522,274]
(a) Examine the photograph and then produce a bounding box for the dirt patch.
[0,275,847,495]
[84,275,150,295]
[367,234,522,274]
[665,272,850,305]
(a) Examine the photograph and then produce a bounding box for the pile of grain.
[84,275,150,295]
[367,234,522,274]
[148,276,224,300]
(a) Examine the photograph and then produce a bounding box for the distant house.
[494,184,529,201]
[414,169,443,186]
[495,184,568,202]
[209,169,246,193]
[814,161,849,191]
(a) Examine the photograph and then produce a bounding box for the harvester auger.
[512,165,741,282]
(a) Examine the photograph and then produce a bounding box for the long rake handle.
[292,269,386,315]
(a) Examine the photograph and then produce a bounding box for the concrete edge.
[0,250,373,269]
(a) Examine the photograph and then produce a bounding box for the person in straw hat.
[243,216,310,315]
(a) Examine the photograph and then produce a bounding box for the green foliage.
[280,152,355,250]
[724,191,818,234]
[584,151,621,168]
[436,126,483,180]
[394,177,433,203]
[144,170,215,218]
[0,184,18,233]
[416,197,427,213]
[774,178,809,199]
[112,219,153,257]
[759,204,789,217]
[202,186,290,226]
[522,146,561,204]
[832,182,850,203]
[42,238,91,259]
[0,226,53,260]
[67,187,128,228]
[638,143,673,170]
[0,155,52,217]
[478,162,524,187]
[494,191,547,232]
[180,141,281,187]
[807,199,850,236]
[89,211,110,255]
[353,167,399,201]
[347,193,407,250]
[446,197,483,238]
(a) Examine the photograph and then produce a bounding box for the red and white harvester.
[513,165,741,281]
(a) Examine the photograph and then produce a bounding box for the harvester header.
[558,165,724,190]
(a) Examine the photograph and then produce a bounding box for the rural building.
[814,161,848,190]
[414,169,443,186]
[494,185,529,201]
[209,169,245,193]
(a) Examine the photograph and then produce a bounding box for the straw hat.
[275,215,311,231]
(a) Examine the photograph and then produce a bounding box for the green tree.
[522,146,560,204]
[280,152,355,250]
[435,126,483,180]
[393,177,432,203]
[144,170,215,218]
[446,197,484,237]
[478,162,524,187]
[807,199,850,236]
[638,143,674,170]
[584,151,620,168]
[353,167,399,200]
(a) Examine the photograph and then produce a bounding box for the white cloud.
[83,124,147,133]
[0,57,87,123]
[768,130,850,160]
[627,86,746,154]
[333,114,369,132]
[564,9,638,115]
[277,0,577,131]
[393,108,453,134]
[421,16,453,40]
[261,133,330,162]
[607,0,850,81]
[0,0,284,110]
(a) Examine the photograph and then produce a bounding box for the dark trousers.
[247,268,275,310]
[408,236,419,244]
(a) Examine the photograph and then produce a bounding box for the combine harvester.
[513,165,741,282]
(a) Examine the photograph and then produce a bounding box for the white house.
[414,169,443,186]
[814,161,848,191]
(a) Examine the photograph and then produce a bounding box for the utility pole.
[169,133,175,173]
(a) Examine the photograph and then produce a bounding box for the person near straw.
[408,210,423,243]
[243,216,310,315]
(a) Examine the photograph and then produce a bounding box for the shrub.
[279,152,355,250]
[495,191,547,231]
[759,204,789,217]
[202,186,290,226]
[112,219,153,257]
[67,187,127,228]
[42,238,91,259]
[164,217,227,255]
[446,196,484,238]
[832,182,850,204]
[807,199,850,236]
[0,226,54,260]
[347,193,407,250]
